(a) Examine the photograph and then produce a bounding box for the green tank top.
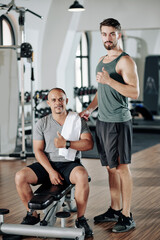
[96,52,132,122]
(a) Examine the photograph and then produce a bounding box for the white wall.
[78,0,160,31]
[88,31,106,88]
[40,0,84,109]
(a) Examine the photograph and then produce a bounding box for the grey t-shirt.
[33,113,90,162]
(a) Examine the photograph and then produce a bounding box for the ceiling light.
[68,1,85,12]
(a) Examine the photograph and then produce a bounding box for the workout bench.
[0,181,86,240]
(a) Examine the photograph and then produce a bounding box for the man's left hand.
[96,67,111,85]
[54,131,66,148]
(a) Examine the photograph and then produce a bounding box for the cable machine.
[0,0,43,160]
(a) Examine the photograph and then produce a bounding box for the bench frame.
[0,183,85,240]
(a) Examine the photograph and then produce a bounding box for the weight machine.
[0,0,43,160]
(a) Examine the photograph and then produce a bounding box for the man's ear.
[47,100,50,107]
[66,98,69,104]
[118,32,122,40]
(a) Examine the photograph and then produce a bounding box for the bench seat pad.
[28,183,74,210]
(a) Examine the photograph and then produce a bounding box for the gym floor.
[0,142,160,240]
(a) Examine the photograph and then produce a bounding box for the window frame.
[75,32,90,87]
[75,32,91,112]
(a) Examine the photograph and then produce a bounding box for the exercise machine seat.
[28,183,74,210]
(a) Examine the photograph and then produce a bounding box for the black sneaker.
[21,211,40,225]
[94,207,122,223]
[112,213,136,233]
[75,216,93,238]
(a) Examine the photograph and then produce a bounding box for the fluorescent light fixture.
[68,1,85,12]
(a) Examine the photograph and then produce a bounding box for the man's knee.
[15,167,36,186]
[107,166,117,175]
[116,164,131,176]
[15,168,27,186]
[70,167,88,185]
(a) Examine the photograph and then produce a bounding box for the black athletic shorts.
[96,119,132,168]
[27,159,83,185]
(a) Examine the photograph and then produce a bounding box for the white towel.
[59,111,81,161]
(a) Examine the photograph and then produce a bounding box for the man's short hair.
[100,18,121,32]
[47,88,66,99]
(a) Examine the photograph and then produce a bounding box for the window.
[75,32,90,112]
[0,15,15,45]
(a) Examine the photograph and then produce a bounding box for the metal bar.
[19,12,26,160]
[0,45,19,49]
[1,224,85,240]
[26,9,43,19]
[0,215,4,223]
[30,60,35,153]
[20,57,26,158]
[0,19,3,45]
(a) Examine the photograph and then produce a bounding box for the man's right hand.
[79,110,91,121]
[49,169,64,185]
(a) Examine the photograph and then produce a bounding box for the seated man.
[15,88,94,238]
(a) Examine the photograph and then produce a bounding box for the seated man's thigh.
[27,162,50,185]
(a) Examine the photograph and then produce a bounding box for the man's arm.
[54,131,94,151]
[79,55,103,120]
[79,92,98,120]
[33,139,64,185]
[96,56,140,99]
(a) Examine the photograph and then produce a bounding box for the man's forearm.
[69,139,93,151]
[34,150,55,174]
[86,92,98,113]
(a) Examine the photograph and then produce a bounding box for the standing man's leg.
[111,120,135,233]
[94,167,122,223]
[112,164,135,233]
[107,167,121,211]
[94,120,122,223]
[117,164,133,216]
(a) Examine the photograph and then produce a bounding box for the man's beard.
[54,106,63,114]
[104,41,117,50]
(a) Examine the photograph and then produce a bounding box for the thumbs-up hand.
[54,131,66,148]
[96,67,111,85]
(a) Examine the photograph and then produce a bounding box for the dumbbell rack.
[15,90,52,154]
[33,90,51,119]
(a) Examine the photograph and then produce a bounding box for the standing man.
[80,18,139,233]
[15,88,94,238]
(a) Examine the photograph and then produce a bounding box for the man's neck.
[107,46,122,57]
[103,47,123,63]
[52,111,68,126]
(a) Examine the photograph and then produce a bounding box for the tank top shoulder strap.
[115,52,129,64]
[100,55,107,63]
